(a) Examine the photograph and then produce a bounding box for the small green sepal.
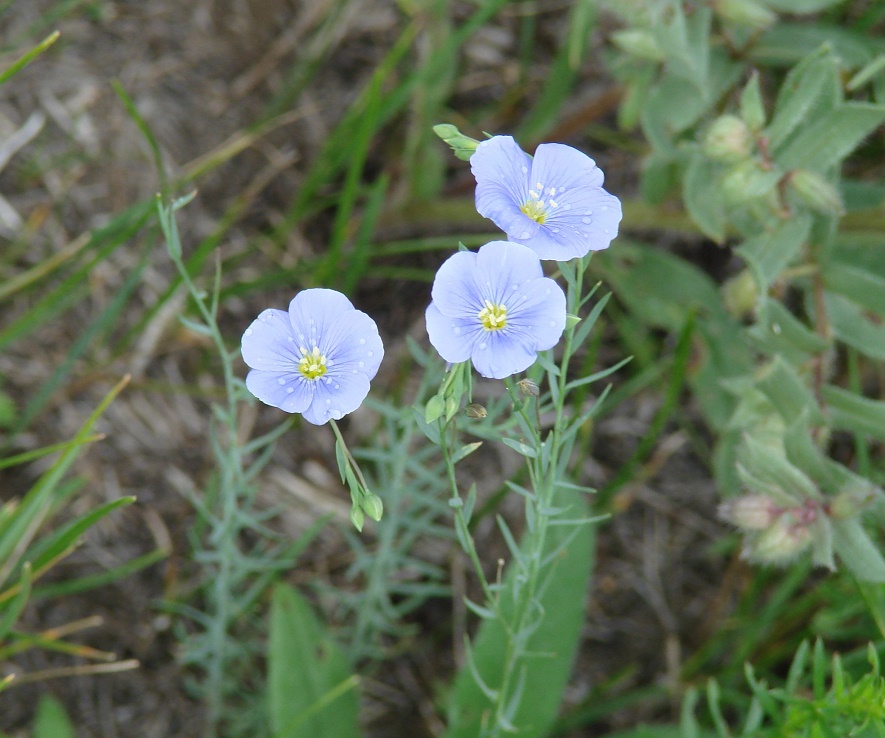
[433,124,481,161]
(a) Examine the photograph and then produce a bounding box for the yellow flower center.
[519,182,558,224]
[478,300,507,331]
[298,346,327,380]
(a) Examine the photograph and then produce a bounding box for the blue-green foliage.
[606,0,885,578]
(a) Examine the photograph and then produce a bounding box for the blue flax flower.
[241,288,383,425]
[471,135,622,261]
[426,240,566,379]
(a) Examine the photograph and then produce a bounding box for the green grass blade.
[0,30,59,85]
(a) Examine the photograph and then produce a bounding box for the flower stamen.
[520,181,558,224]
[298,346,327,379]
[478,300,507,331]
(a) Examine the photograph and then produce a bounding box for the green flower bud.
[714,0,776,29]
[611,29,665,62]
[720,160,781,206]
[517,378,540,397]
[788,169,845,216]
[424,395,445,424]
[721,269,758,320]
[433,124,481,162]
[702,115,754,163]
[746,514,812,565]
[361,493,384,522]
[720,494,779,531]
[466,403,487,419]
[350,505,365,532]
[829,486,876,520]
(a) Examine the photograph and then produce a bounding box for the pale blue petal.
[322,309,384,380]
[471,136,538,239]
[301,372,371,426]
[540,189,622,258]
[426,302,482,363]
[241,308,300,372]
[287,288,356,350]
[530,142,604,191]
[244,288,383,423]
[502,277,567,351]
[473,241,543,305]
[246,369,313,413]
[429,250,484,319]
[470,329,539,379]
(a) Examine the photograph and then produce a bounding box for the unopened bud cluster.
[720,495,822,565]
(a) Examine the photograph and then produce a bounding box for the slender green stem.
[439,418,496,605]
[479,257,588,737]
[330,419,372,493]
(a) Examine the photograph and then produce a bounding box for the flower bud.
[788,169,845,216]
[721,269,758,320]
[746,515,812,564]
[517,378,540,397]
[361,493,384,522]
[703,115,754,163]
[715,0,776,29]
[432,124,481,162]
[465,403,487,419]
[720,160,780,206]
[720,494,779,531]
[829,487,876,520]
[350,505,365,532]
[424,395,445,424]
[611,29,665,62]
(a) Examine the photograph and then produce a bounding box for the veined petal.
[472,136,535,237]
[429,250,484,318]
[530,143,605,192]
[474,240,543,305]
[426,302,481,363]
[288,288,356,350]
[241,308,301,371]
[246,369,313,413]
[504,277,567,351]
[541,189,622,258]
[302,372,371,426]
[321,309,384,379]
[470,329,539,379]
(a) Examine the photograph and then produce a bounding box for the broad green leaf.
[736,214,811,289]
[753,23,883,69]
[822,259,885,316]
[33,695,75,738]
[443,490,595,738]
[738,435,820,502]
[776,102,885,172]
[765,0,849,11]
[765,46,839,151]
[826,292,885,361]
[746,299,830,364]
[822,384,885,441]
[268,584,361,738]
[754,357,825,426]
[683,149,726,243]
[831,518,885,583]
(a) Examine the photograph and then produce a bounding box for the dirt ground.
[0,2,731,736]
